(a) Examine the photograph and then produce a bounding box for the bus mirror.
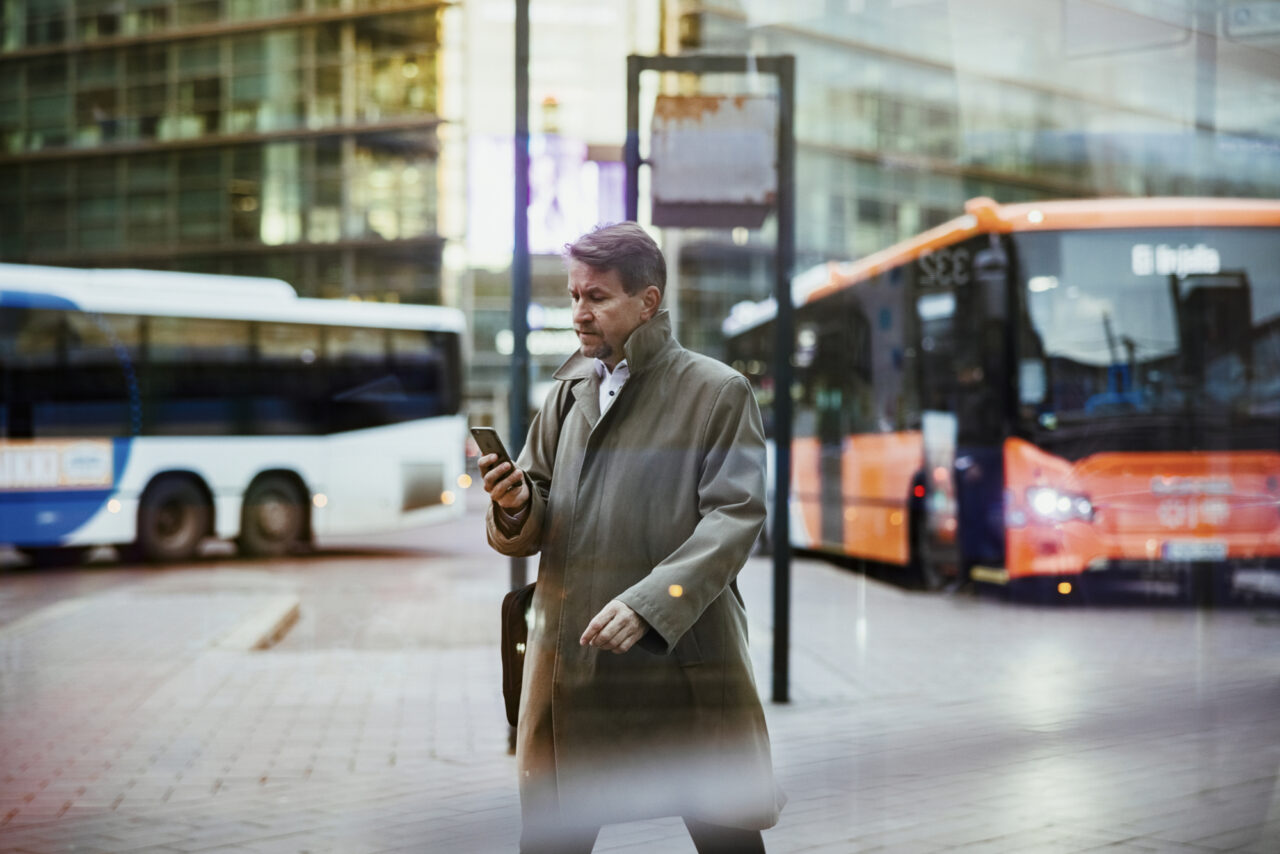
[1019,359,1046,405]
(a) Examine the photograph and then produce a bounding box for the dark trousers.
[520,817,765,854]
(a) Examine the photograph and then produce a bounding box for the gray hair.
[564,222,667,297]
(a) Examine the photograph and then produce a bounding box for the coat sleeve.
[616,375,767,654]
[484,381,571,557]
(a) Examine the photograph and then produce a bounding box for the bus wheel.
[136,476,211,563]
[18,546,90,568]
[238,475,306,558]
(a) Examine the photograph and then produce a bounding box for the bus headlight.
[1026,487,1093,523]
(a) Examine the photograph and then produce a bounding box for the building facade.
[1,0,446,303]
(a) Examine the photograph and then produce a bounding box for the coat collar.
[552,310,677,381]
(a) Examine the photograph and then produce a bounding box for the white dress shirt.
[595,358,630,415]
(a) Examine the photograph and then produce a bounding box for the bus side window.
[3,309,63,438]
[256,322,325,435]
[390,329,441,419]
[59,311,142,437]
[148,317,252,435]
[327,325,393,432]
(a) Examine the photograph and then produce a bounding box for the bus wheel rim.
[256,494,295,540]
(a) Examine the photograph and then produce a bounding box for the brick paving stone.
[4,502,1280,853]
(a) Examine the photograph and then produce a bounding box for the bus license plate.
[1163,540,1228,562]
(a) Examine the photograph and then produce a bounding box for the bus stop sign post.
[625,54,796,704]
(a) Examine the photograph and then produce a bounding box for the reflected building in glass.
[658,0,1280,360]
[0,0,445,303]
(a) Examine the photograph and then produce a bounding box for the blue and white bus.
[0,263,467,565]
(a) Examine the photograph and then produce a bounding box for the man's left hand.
[580,600,648,654]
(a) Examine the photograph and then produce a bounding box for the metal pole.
[771,55,795,705]
[625,55,641,222]
[1193,0,1217,187]
[510,0,530,592]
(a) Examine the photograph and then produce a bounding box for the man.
[480,222,783,853]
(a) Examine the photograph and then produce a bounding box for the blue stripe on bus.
[0,438,134,547]
[0,290,80,311]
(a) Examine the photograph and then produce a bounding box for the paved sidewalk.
[2,508,1280,852]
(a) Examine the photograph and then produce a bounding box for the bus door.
[913,234,1011,578]
[953,237,1012,571]
[814,323,849,548]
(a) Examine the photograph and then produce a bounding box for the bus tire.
[238,474,307,558]
[136,476,211,563]
[18,546,90,568]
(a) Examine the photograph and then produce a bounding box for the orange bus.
[725,197,1280,599]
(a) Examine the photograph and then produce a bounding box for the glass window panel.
[125,193,168,242]
[178,188,220,215]
[24,0,67,46]
[77,195,119,220]
[26,226,68,253]
[0,65,17,98]
[26,162,69,198]
[10,309,62,366]
[176,0,222,27]
[65,312,141,366]
[78,157,118,193]
[149,317,251,363]
[179,40,220,75]
[77,224,120,250]
[76,0,123,41]
[227,0,301,21]
[127,154,170,190]
[258,323,322,362]
[126,0,171,36]
[126,45,169,78]
[27,93,68,128]
[316,22,341,54]
[75,89,120,144]
[76,52,118,85]
[177,150,222,183]
[327,326,385,361]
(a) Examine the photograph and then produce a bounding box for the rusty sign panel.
[650,94,778,228]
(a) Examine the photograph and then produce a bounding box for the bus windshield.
[1014,227,1280,451]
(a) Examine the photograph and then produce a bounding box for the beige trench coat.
[487,311,783,832]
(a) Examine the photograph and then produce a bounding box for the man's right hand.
[479,454,530,513]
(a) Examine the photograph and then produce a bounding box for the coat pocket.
[673,623,704,667]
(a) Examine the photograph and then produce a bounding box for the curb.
[214,595,301,651]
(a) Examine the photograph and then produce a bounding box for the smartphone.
[470,426,513,468]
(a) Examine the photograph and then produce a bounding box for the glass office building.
[0,0,445,303]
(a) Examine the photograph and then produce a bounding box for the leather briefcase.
[500,581,536,727]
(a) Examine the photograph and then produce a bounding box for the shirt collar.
[594,358,629,379]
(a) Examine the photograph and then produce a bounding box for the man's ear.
[640,285,662,320]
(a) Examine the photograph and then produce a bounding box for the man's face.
[568,260,659,368]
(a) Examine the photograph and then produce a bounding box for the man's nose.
[572,301,592,325]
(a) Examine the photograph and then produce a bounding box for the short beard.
[582,340,614,362]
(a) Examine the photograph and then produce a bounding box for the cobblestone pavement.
[2,496,1280,853]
